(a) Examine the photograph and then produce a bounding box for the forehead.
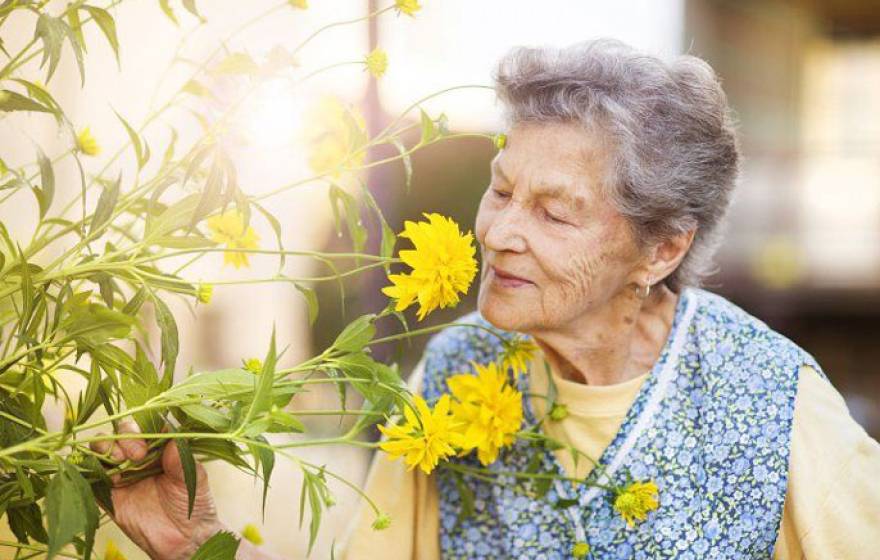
[491,121,610,205]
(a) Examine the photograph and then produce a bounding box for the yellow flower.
[613,480,660,527]
[76,127,101,156]
[572,541,591,558]
[381,213,478,321]
[500,336,538,375]
[288,0,307,8]
[365,47,388,78]
[244,358,263,374]
[378,394,464,475]
[104,540,126,560]
[197,283,213,304]
[241,523,264,545]
[395,0,421,16]
[447,362,523,465]
[302,95,367,177]
[206,210,260,269]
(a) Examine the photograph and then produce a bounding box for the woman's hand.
[90,420,225,560]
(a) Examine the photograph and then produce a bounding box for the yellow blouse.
[341,351,880,559]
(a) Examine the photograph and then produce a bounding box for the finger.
[89,433,112,455]
[116,419,148,462]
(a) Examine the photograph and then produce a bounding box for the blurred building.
[685,0,880,437]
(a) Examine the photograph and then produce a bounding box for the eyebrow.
[491,159,587,212]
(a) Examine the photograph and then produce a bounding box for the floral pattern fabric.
[420,287,825,559]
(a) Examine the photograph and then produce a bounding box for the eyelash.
[492,189,569,225]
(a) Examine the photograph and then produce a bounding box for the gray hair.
[491,39,740,292]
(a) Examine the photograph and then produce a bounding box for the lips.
[490,265,533,287]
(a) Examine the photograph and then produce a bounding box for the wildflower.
[447,362,523,465]
[288,0,307,8]
[206,210,260,269]
[371,512,392,531]
[197,283,213,304]
[493,132,507,150]
[571,541,591,558]
[241,523,264,545]
[378,394,464,475]
[395,0,421,16]
[244,358,263,374]
[76,127,101,156]
[365,48,388,78]
[104,540,126,560]
[613,480,660,527]
[381,213,478,321]
[302,95,367,177]
[549,403,569,422]
[500,336,538,375]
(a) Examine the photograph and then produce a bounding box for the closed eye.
[543,208,569,225]
[492,189,511,200]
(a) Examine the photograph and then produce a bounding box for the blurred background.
[1,0,878,557]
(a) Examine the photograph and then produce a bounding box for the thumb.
[161,440,208,486]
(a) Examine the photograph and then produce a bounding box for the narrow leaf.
[83,6,120,65]
[175,436,198,519]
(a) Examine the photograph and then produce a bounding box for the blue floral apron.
[420,287,826,559]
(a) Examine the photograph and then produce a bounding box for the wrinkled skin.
[90,421,278,560]
[475,121,695,385]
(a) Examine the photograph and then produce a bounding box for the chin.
[477,290,533,334]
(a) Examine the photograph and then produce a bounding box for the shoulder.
[418,310,515,399]
[689,288,824,378]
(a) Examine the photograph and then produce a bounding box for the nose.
[484,203,528,254]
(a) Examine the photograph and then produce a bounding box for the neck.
[530,284,680,386]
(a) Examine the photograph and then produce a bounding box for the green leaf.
[189,155,224,229]
[251,435,274,518]
[190,530,240,560]
[359,182,396,262]
[145,193,202,239]
[34,14,66,83]
[114,110,148,170]
[332,314,376,353]
[251,201,285,272]
[119,344,163,433]
[158,0,179,25]
[45,460,99,559]
[328,184,367,253]
[190,438,251,472]
[83,6,120,65]
[60,303,134,348]
[452,471,475,530]
[175,436,198,518]
[35,147,54,219]
[154,235,217,249]
[295,284,319,326]
[161,127,178,168]
[238,327,277,433]
[182,0,204,21]
[211,52,258,76]
[7,503,48,544]
[67,8,85,52]
[11,79,61,120]
[389,137,412,194]
[151,295,179,388]
[89,173,120,236]
[419,108,436,144]
[0,89,53,113]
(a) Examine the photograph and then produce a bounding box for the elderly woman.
[99,39,880,559]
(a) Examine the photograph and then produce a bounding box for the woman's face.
[475,121,645,334]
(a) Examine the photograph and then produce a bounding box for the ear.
[640,228,697,286]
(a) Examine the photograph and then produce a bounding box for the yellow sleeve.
[337,357,441,560]
[774,364,880,559]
